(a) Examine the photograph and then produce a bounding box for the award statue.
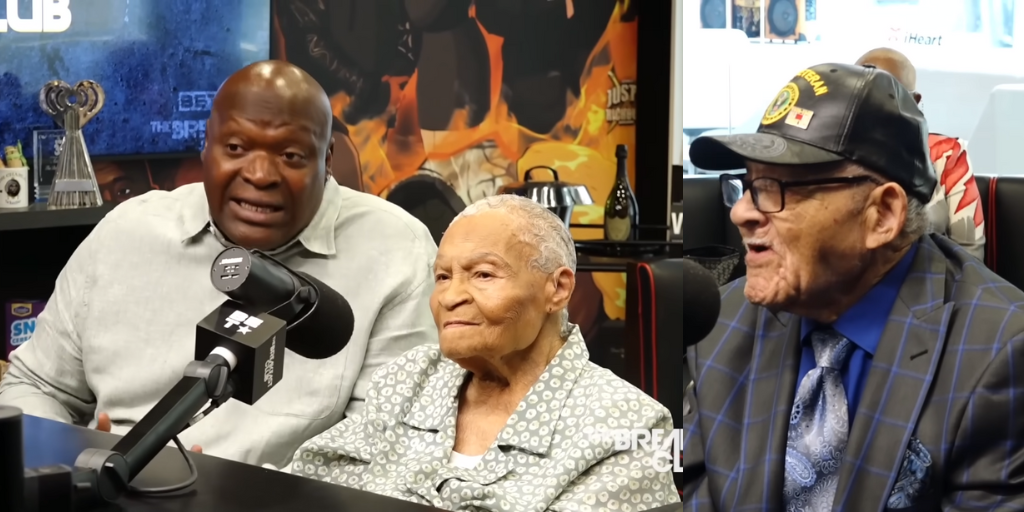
[39,80,105,210]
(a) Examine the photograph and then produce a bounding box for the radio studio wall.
[699,0,814,42]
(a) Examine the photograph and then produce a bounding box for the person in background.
[856,47,985,260]
[290,195,679,511]
[0,60,438,469]
[682,63,1024,510]
[94,160,157,204]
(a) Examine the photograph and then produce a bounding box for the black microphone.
[682,258,722,348]
[197,247,356,403]
[68,248,355,507]
[287,271,357,359]
[209,247,355,360]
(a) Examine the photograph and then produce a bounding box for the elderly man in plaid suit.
[681,62,1024,511]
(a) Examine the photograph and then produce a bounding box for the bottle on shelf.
[604,144,639,242]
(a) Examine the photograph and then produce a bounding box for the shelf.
[0,203,114,232]
[577,263,632,273]
[576,252,681,274]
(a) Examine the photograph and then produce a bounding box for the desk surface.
[22,415,442,512]
[21,415,685,512]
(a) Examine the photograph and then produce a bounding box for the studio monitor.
[765,0,805,40]
[700,0,727,29]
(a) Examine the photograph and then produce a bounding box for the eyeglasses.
[720,174,881,214]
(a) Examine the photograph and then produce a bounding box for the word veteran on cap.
[794,68,829,96]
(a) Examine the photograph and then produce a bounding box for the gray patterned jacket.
[290,326,680,511]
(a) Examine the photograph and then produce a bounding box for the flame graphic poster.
[88,0,637,358]
[272,0,639,349]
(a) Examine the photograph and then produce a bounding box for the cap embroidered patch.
[762,83,799,125]
[784,107,814,129]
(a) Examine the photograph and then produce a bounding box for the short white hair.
[900,195,930,244]
[452,195,576,338]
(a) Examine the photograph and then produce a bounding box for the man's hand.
[95,411,112,433]
[95,413,203,453]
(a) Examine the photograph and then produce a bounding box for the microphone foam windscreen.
[682,258,722,348]
[286,272,356,359]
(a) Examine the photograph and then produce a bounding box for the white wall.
[672,3,1024,171]
[671,0,696,166]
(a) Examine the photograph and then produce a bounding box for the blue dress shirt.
[798,244,918,422]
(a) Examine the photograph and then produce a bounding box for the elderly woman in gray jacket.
[290,195,679,511]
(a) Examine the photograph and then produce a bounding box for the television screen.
[0,0,270,158]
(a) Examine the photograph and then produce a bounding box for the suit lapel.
[834,239,952,510]
[741,308,801,508]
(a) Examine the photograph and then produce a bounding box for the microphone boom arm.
[72,353,235,504]
[25,246,345,510]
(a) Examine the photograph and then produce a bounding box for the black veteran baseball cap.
[689,62,936,203]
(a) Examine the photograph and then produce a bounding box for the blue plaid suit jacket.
[682,235,1024,511]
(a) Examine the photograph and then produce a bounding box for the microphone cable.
[127,435,198,495]
[183,403,220,431]
[128,360,238,494]
[180,378,235,433]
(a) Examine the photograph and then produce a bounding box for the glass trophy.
[32,129,65,203]
[38,80,105,210]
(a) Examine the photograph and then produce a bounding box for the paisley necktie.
[783,328,854,510]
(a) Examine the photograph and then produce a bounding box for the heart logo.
[38,80,106,127]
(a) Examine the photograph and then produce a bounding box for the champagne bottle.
[604,144,639,242]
